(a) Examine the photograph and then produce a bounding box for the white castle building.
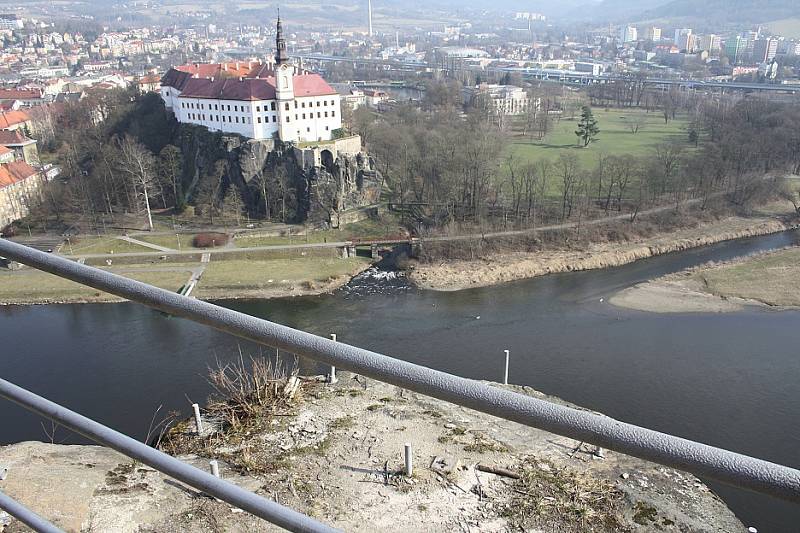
[160,18,341,143]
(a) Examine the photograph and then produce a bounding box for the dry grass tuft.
[499,456,627,532]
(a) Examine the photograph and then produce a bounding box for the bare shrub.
[206,353,299,432]
[193,232,229,248]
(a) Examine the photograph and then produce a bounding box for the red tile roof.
[163,62,336,100]
[0,88,43,101]
[0,130,33,146]
[179,78,277,101]
[0,110,31,130]
[0,161,38,189]
[292,74,337,97]
[0,146,11,156]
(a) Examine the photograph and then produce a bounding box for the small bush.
[193,232,229,248]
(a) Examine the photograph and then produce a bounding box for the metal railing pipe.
[0,488,65,533]
[2,238,800,503]
[0,377,337,533]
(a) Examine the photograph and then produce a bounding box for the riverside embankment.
[410,214,796,292]
[0,375,744,532]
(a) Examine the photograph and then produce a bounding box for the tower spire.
[276,11,287,65]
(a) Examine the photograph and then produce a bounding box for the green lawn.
[133,234,199,250]
[235,218,405,248]
[194,257,371,295]
[503,108,689,170]
[67,236,155,255]
[0,267,191,303]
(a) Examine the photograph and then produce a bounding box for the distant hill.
[641,0,799,25]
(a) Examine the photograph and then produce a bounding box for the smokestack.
[368,0,373,38]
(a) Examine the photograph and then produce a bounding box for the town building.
[463,83,532,116]
[699,34,722,53]
[646,27,662,42]
[0,14,23,31]
[0,110,32,132]
[752,39,778,63]
[160,18,341,143]
[725,36,747,64]
[619,26,638,43]
[0,160,42,229]
[674,29,694,52]
[0,130,39,165]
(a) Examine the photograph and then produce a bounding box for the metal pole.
[2,239,800,503]
[0,488,65,533]
[503,349,510,386]
[404,443,412,476]
[0,377,337,533]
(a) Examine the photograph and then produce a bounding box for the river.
[2,230,800,531]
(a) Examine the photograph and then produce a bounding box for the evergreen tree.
[575,106,600,147]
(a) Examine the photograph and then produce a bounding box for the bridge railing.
[1,238,799,532]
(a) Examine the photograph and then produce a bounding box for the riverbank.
[0,371,743,532]
[409,212,796,292]
[611,245,800,313]
[0,257,372,305]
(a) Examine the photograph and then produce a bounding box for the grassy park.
[0,267,192,303]
[503,108,689,168]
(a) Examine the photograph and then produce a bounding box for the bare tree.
[118,135,158,231]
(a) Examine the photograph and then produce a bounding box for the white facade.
[166,76,342,143]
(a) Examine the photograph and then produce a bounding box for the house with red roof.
[159,18,341,143]
[0,130,38,165]
[0,88,45,107]
[0,110,33,132]
[0,160,42,228]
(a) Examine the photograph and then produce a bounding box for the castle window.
[302,102,306,108]
[256,106,260,112]
[227,105,231,111]
[295,114,298,120]
[332,111,335,117]
[302,113,306,119]
[272,116,277,122]
[323,100,327,106]
[317,101,320,107]
[284,102,290,111]
[258,117,261,123]
[236,117,239,123]
[307,127,310,132]
[286,116,290,122]
[271,102,276,111]
[294,101,298,109]
[215,104,218,110]
[317,112,321,118]
[324,111,328,117]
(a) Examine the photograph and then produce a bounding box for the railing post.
[328,334,338,384]
[192,403,203,434]
[503,349,510,386]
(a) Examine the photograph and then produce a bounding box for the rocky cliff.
[176,126,381,226]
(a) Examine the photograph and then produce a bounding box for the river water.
[2,230,800,530]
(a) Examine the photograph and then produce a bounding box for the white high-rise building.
[619,26,638,43]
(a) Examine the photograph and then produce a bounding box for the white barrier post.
[404,443,413,476]
[503,349,510,386]
[192,403,203,434]
[329,334,338,384]
[209,460,220,478]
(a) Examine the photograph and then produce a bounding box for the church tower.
[274,15,297,141]
[275,14,288,65]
